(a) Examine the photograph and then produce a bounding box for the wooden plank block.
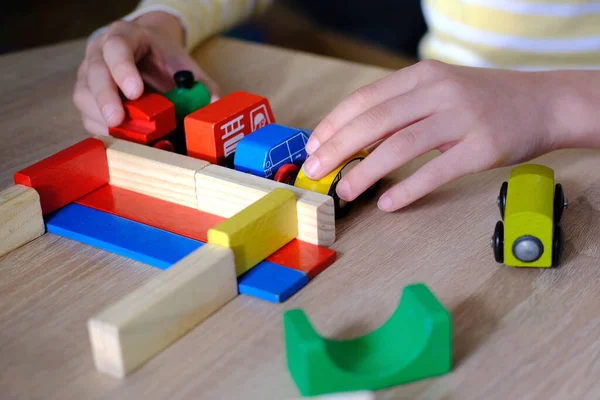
[238,261,308,303]
[13,138,109,215]
[196,164,335,246]
[96,136,209,209]
[208,188,298,276]
[45,203,202,269]
[0,185,45,257]
[75,185,225,243]
[87,243,238,378]
[76,185,336,274]
[267,240,337,279]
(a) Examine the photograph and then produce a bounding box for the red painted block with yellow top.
[14,138,109,215]
[184,91,275,165]
[109,93,176,145]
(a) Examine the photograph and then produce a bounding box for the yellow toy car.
[491,164,567,267]
[276,149,378,218]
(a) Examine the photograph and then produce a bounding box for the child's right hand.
[73,11,219,136]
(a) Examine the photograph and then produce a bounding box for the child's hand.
[301,60,568,212]
[73,11,219,136]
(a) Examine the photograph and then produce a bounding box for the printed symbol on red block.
[250,104,271,131]
[220,115,246,157]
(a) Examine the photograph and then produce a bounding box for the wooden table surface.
[1,37,599,400]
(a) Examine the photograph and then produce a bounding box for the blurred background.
[0,0,426,69]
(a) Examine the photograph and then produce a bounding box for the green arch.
[283,283,451,396]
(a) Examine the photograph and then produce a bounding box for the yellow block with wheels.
[504,164,554,267]
[208,188,298,276]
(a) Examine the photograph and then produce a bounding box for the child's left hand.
[300,60,583,212]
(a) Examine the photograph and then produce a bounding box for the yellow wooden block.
[208,188,298,276]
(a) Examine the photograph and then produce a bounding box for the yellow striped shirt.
[123,0,600,70]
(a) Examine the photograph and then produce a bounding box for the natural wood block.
[208,188,298,276]
[0,185,45,257]
[196,165,335,247]
[96,136,209,209]
[87,243,237,378]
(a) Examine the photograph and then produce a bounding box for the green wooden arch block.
[283,283,451,396]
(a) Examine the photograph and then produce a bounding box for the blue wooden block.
[237,261,309,303]
[233,124,310,179]
[45,203,203,270]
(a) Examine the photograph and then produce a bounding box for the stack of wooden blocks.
[0,134,337,378]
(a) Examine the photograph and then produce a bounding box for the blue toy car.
[233,124,310,179]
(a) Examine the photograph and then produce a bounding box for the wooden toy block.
[75,185,335,273]
[46,203,202,269]
[196,164,335,247]
[234,124,309,179]
[109,93,176,145]
[88,243,237,378]
[266,240,337,279]
[13,138,109,215]
[75,185,225,242]
[237,261,308,303]
[284,283,452,395]
[184,91,275,165]
[96,136,209,209]
[208,188,298,276]
[0,185,45,257]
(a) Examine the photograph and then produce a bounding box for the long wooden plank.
[95,136,209,209]
[0,185,45,257]
[195,164,335,246]
[87,243,237,378]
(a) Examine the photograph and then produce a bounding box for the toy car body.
[492,164,567,267]
[294,148,374,218]
[234,124,309,179]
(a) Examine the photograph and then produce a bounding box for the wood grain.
[0,37,599,400]
[0,185,45,256]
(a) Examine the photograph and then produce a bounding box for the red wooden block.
[184,91,275,165]
[14,138,109,215]
[265,240,337,279]
[75,185,225,242]
[109,93,176,144]
[75,184,335,275]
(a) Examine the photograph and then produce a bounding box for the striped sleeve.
[122,0,274,51]
[419,0,600,70]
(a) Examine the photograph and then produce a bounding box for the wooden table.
[1,37,599,400]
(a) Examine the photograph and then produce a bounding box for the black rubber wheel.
[329,181,352,219]
[552,224,565,267]
[492,221,504,263]
[554,183,566,223]
[497,181,508,219]
[223,153,235,169]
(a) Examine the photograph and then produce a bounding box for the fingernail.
[210,95,220,103]
[305,137,320,154]
[124,78,139,98]
[102,104,117,125]
[302,156,320,178]
[336,180,350,200]
[378,195,392,211]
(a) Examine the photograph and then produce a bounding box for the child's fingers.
[377,142,479,211]
[334,111,462,202]
[73,70,106,126]
[301,86,436,181]
[86,45,126,127]
[102,25,145,99]
[306,61,437,155]
[82,116,109,136]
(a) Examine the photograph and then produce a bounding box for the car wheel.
[552,224,565,267]
[497,181,507,219]
[553,183,567,223]
[152,140,175,152]
[329,179,352,219]
[491,221,504,263]
[274,164,299,185]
